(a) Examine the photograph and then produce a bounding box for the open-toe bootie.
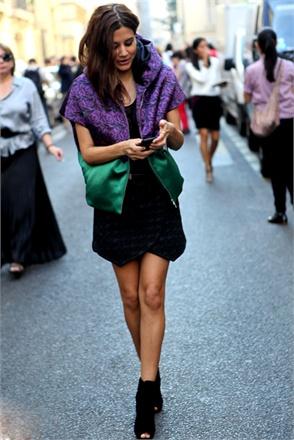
[134,378,156,439]
[153,369,163,413]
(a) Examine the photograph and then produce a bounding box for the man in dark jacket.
[58,56,74,95]
[23,58,50,125]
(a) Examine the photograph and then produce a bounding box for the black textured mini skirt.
[92,172,186,267]
[191,95,223,131]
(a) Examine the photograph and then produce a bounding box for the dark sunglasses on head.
[0,53,13,62]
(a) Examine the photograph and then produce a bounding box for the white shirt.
[162,50,173,67]
[185,57,222,97]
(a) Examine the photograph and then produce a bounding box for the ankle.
[141,374,156,382]
[141,367,158,382]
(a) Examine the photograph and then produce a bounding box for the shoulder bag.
[250,59,284,137]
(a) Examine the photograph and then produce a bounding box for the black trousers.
[261,118,293,213]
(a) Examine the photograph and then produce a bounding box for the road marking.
[221,122,260,174]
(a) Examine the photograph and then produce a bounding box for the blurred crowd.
[17,54,82,127]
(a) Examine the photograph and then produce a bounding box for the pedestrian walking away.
[58,56,74,96]
[70,55,83,79]
[185,37,223,183]
[244,29,294,224]
[60,4,186,439]
[171,50,191,134]
[23,58,50,125]
[162,43,174,67]
[0,43,66,277]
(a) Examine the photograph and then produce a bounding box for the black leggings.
[261,119,293,213]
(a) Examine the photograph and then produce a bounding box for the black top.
[125,100,152,175]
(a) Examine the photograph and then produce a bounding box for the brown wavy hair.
[79,3,140,104]
[0,43,15,75]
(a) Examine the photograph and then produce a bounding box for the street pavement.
[1,120,293,440]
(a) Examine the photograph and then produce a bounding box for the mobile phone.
[213,81,228,88]
[139,136,156,150]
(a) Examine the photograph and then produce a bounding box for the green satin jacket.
[78,149,184,214]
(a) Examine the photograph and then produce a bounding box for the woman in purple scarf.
[61,4,186,438]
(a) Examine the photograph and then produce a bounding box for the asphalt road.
[1,121,293,440]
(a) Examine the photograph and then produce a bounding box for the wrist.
[118,141,127,156]
[46,144,54,151]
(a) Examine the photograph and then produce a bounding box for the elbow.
[80,148,94,165]
[167,132,184,150]
[170,145,182,151]
[174,140,184,151]
[171,140,184,151]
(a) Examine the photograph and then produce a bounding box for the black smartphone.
[139,136,156,150]
[213,81,228,88]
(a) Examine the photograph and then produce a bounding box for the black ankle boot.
[268,212,288,224]
[134,378,156,439]
[153,369,163,413]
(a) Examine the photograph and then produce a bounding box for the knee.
[121,289,139,312]
[141,285,164,311]
[200,132,208,141]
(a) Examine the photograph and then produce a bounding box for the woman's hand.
[202,47,210,67]
[150,120,175,149]
[123,138,155,160]
[48,145,64,161]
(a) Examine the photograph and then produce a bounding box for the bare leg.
[209,130,220,165]
[113,260,141,359]
[138,253,169,382]
[199,128,210,170]
[114,255,168,439]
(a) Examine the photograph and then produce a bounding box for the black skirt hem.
[93,246,185,267]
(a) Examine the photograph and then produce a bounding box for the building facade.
[0,0,88,63]
[174,0,258,48]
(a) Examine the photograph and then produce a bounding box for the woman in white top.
[186,38,223,182]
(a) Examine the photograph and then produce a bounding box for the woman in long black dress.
[61,4,186,439]
[0,44,66,276]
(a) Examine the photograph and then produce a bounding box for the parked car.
[217,0,293,140]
